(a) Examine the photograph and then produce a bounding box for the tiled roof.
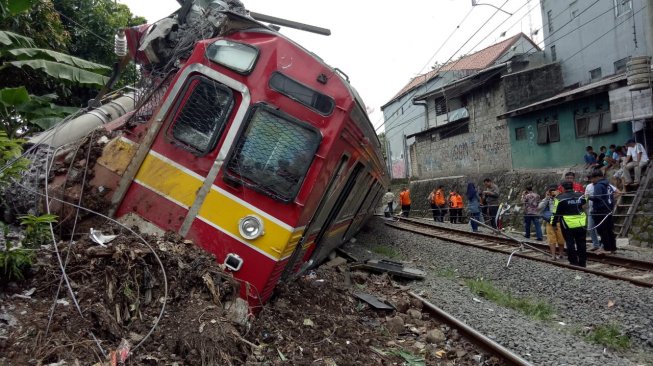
[385,33,534,106]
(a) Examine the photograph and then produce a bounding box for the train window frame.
[223,103,322,203]
[165,75,235,155]
[205,39,259,75]
[269,72,335,116]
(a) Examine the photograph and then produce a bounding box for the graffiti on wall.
[417,122,511,177]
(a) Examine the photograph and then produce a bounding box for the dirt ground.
[1,225,503,365]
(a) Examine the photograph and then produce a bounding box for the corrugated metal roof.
[383,33,533,108]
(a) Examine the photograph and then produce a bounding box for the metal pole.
[249,11,331,36]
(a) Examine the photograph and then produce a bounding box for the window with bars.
[168,76,234,154]
[434,98,448,116]
[550,45,557,62]
[547,10,554,32]
[575,111,614,137]
[536,120,560,144]
[225,105,321,202]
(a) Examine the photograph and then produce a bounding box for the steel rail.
[409,292,533,366]
[386,218,653,288]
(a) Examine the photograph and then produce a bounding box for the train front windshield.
[225,105,320,202]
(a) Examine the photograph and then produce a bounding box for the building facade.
[382,34,540,179]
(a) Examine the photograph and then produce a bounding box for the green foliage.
[0,86,79,137]
[584,324,631,350]
[18,213,57,248]
[465,278,555,321]
[0,129,28,184]
[387,349,425,366]
[0,0,36,16]
[0,222,34,282]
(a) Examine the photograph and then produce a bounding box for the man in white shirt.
[623,138,649,185]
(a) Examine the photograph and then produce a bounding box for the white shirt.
[585,183,594,210]
[627,143,649,163]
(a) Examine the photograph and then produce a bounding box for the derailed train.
[24,2,388,309]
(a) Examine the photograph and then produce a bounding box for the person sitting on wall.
[623,138,650,186]
[584,146,599,170]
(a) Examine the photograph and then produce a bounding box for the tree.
[0,0,111,136]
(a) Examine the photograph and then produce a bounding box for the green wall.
[509,94,632,169]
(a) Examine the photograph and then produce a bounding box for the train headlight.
[206,40,259,74]
[238,215,264,240]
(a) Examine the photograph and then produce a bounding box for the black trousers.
[593,214,616,252]
[401,204,410,217]
[386,202,394,217]
[484,205,499,228]
[561,226,587,267]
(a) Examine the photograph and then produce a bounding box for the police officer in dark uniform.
[551,180,587,267]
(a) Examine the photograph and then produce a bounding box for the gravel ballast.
[345,217,653,366]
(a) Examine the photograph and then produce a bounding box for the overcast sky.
[118,0,543,131]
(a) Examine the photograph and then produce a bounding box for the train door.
[306,162,365,265]
[278,155,350,280]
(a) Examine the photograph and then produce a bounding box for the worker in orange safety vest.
[448,190,464,224]
[399,186,411,217]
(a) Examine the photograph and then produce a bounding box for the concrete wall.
[503,63,564,112]
[509,93,632,169]
[541,0,650,87]
[412,80,512,179]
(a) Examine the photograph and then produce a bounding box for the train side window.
[269,72,335,116]
[168,76,234,154]
[225,105,321,202]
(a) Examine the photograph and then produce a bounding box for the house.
[381,33,540,179]
[501,0,652,170]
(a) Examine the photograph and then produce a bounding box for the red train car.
[29,9,388,310]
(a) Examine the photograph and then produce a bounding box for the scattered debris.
[89,228,118,246]
[354,292,395,310]
[350,259,426,280]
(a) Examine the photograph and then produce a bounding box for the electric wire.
[383,0,634,144]
[381,0,604,139]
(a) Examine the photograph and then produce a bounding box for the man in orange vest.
[399,186,411,217]
[428,185,446,222]
[448,190,464,224]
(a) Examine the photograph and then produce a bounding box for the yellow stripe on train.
[135,152,302,260]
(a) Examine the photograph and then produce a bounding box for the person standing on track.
[538,184,565,260]
[588,170,618,254]
[383,188,395,217]
[448,189,464,224]
[399,186,411,217]
[552,181,588,267]
[521,185,543,241]
[428,186,446,222]
[466,182,482,232]
[481,178,500,228]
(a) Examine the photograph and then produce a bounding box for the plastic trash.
[90,228,118,246]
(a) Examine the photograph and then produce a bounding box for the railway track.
[411,292,533,366]
[386,217,653,287]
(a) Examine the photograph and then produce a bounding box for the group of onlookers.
[583,138,649,191]
[383,168,622,269]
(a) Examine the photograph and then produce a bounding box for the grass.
[465,278,555,321]
[371,245,400,259]
[434,267,457,279]
[584,324,631,350]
